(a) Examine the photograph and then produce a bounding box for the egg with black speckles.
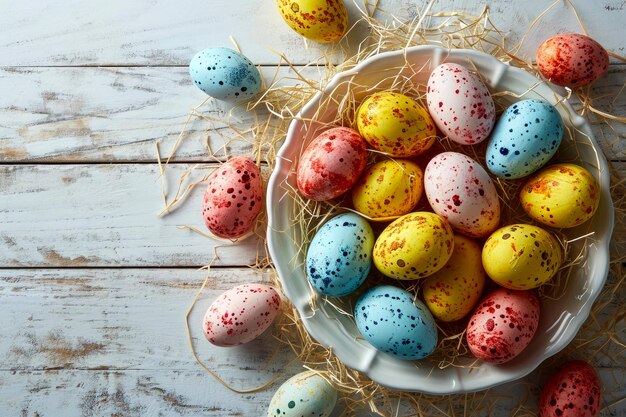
[357,91,436,157]
[426,63,496,145]
[537,33,609,88]
[203,284,281,347]
[355,285,438,360]
[424,152,500,238]
[466,288,540,364]
[189,47,262,102]
[267,370,337,417]
[276,0,348,43]
[520,163,600,228]
[373,212,454,280]
[306,212,374,297]
[486,99,563,179]
[539,360,602,417]
[482,224,562,290]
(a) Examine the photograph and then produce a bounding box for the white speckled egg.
[203,284,281,347]
[189,47,262,102]
[427,63,496,145]
[267,371,337,417]
[424,152,500,238]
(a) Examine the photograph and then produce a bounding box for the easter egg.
[297,127,368,201]
[203,284,281,347]
[423,235,486,322]
[306,212,375,297]
[189,48,262,102]
[539,360,602,417]
[355,285,438,360]
[202,156,263,239]
[426,63,496,145]
[424,152,500,238]
[520,163,600,228]
[351,159,423,219]
[267,371,337,417]
[466,288,540,364]
[276,0,348,43]
[373,212,454,280]
[482,224,562,290]
[537,34,609,88]
[486,99,563,179]
[356,91,436,157]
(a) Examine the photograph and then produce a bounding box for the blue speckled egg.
[306,212,374,297]
[486,99,563,179]
[354,285,438,360]
[189,47,262,102]
[267,371,337,417]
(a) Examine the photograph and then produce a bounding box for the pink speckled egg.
[203,284,281,347]
[426,63,496,145]
[537,34,609,88]
[297,127,368,201]
[424,152,500,237]
[202,156,263,239]
[466,288,540,364]
[539,360,602,417]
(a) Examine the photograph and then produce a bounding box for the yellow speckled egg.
[520,163,600,228]
[276,0,348,43]
[423,235,485,322]
[356,92,436,157]
[482,224,562,290]
[352,159,423,219]
[373,212,454,280]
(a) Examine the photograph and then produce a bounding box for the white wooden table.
[0,1,624,415]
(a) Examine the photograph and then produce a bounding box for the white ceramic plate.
[266,45,614,393]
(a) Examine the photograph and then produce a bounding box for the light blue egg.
[486,99,563,179]
[354,285,438,360]
[306,212,374,297]
[189,47,262,102]
[267,371,337,417]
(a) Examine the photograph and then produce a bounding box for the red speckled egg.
[297,127,368,201]
[536,34,609,88]
[539,360,602,417]
[203,284,281,347]
[426,63,496,145]
[202,156,263,239]
[466,288,540,364]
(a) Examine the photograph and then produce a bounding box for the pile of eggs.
[296,62,601,365]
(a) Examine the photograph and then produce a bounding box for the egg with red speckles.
[486,99,564,179]
[520,163,600,228]
[203,284,281,347]
[352,159,423,219]
[373,212,454,280]
[355,285,438,360]
[424,152,500,238]
[537,34,609,88]
[306,212,374,297]
[267,371,337,417]
[466,288,540,364]
[297,127,368,201]
[539,360,602,417]
[276,0,348,43]
[356,91,436,157]
[202,156,263,239]
[426,63,496,145]
[482,224,563,290]
[189,48,262,102]
[423,235,486,322]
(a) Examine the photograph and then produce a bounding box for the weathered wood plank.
[0,0,624,66]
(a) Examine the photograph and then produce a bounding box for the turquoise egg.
[267,371,337,417]
[355,285,438,360]
[486,99,563,179]
[189,47,262,102]
[306,212,374,297]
